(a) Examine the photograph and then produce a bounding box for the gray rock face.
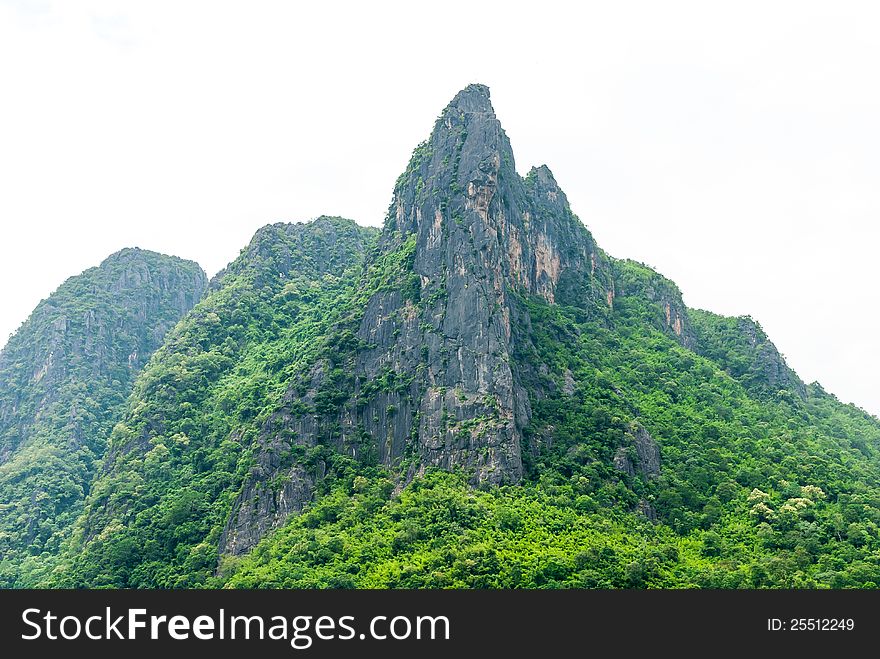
[220,451,314,556]
[637,499,658,521]
[736,317,806,397]
[356,85,614,486]
[632,425,661,477]
[219,84,617,555]
[613,423,661,479]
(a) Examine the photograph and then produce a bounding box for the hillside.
[0,249,206,586]
[28,85,880,588]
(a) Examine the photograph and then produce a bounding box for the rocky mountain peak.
[355,86,618,481]
[212,86,625,555]
[527,164,560,189]
[444,82,494,115]
[390,84,515,233]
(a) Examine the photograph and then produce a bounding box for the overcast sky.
[1,1,878,417]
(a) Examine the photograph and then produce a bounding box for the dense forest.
[2,85,879,589]
[0,249,206,586]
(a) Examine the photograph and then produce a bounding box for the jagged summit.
[341,86,619,488]
[528,164,557,184]
[443,82,494,115]
[217,86,623,553]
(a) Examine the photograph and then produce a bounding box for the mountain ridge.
[0,248,206,585]
[4,84,878,589]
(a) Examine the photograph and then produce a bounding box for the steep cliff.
[0,249,206,585]
[306,86,611,475]
[219,85,619,555]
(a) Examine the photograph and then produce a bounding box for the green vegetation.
[690,309,805,398]
[5,85,880,591]
[216,284,880,589]
[11,225,880,589]
[47,218,378,588]
[0,249,206,586]
[221,470,694,588]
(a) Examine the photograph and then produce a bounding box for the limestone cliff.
[220,84,617,554]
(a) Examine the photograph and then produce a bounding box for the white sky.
[1,1,878,417]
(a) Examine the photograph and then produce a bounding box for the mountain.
[30,84,880,588]
[0,249,206,586]
[51,218,379,586]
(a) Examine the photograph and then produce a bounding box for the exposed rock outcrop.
[613,423,661,479]
[613,258,696,349]
[220,84,618,554]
